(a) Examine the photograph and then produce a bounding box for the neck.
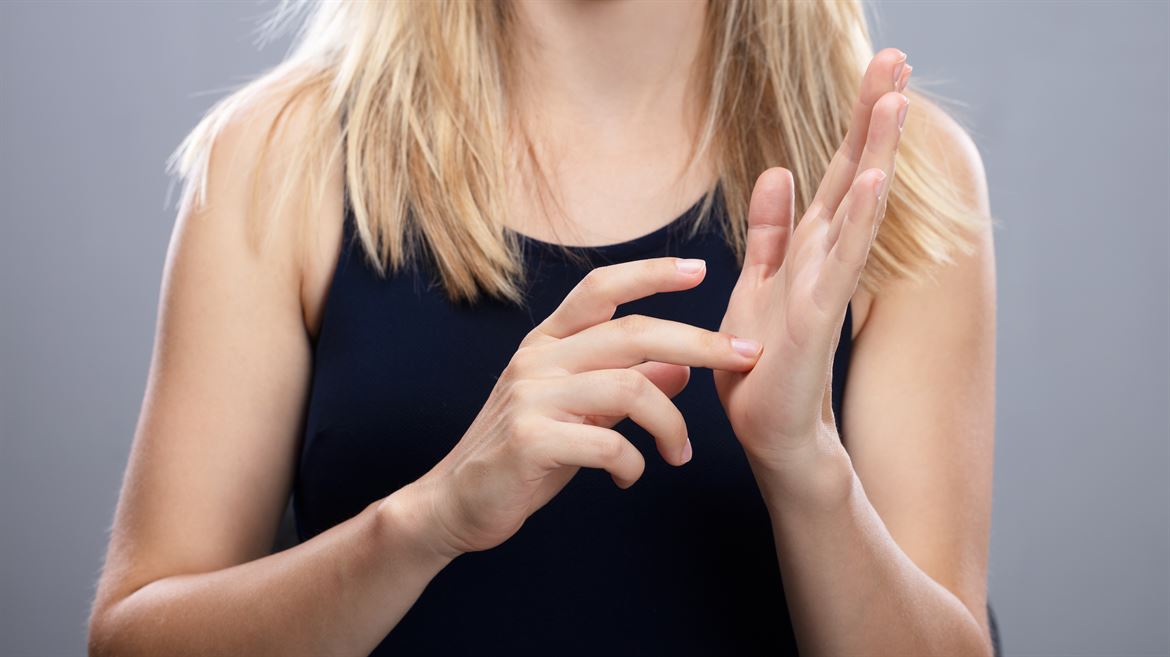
[503,0,715,246]
[509,0,707,129]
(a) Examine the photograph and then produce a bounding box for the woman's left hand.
[714,50,911,486]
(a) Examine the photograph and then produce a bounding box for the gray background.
[1,1,1167,655]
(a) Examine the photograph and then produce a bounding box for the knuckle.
[507,378,539,405]
[699,328,725,355]
[576,270,598,294]
[500,361,522,382]
[615,313,650,337]
[596,433,626,462]
[518,328,543,349]
[506,414,543,451]
[614,369,649,400]
[805,200,828,223]
[579,266,610,296]
[506,346,542,377]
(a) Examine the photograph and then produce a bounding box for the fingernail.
[897,64,913,92]
[873,171,887,199]
[893,60,906,88]
[676,258,706,274]
[680,439,693,465]
[897,96,909,131]
[731,337,761,358]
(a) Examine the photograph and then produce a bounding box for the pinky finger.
[817,169,886,310]
[541,422,646,489]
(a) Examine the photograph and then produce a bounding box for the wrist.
[747,429,857,515]
[373,481,462,569]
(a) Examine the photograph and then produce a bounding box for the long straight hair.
[171,0,981,303]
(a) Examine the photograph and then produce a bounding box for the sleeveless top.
[294,194,855,656]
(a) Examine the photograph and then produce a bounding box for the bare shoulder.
[177,79,345,338]
[851,93,995,336]
[906,94,991,216]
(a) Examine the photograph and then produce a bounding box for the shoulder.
[175,73,341,235]
[171,74,345,334]
[898,93,995,299]
[852,93,994,336]
[905,94,991,217]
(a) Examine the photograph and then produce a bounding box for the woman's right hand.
[392,257,764,557]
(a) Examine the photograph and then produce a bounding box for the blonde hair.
[171,0,980,304]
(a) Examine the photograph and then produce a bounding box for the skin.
[716,51,995,656]
[88,2,994,656]
[505,0,714,245]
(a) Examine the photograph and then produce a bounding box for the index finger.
[536,257,708,339]
[549,314,762,374]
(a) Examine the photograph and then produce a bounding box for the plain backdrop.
[1,2,1167,655]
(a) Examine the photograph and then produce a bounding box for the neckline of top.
[508,191,717,261]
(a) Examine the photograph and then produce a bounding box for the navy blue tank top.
[294,194,854,656]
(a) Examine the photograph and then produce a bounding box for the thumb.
[741,167,795,279]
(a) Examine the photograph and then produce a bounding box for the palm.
[715,208,842,458]
[714,49,911,466]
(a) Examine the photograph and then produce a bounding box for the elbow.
[969,634,996,657]
[87,603,131,657]
[87,595,150,657]
[974,628,997,657]
[86,605,116,657]
[957,612,997,657]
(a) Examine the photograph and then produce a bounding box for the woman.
[88,1,997,655]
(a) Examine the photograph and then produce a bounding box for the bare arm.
[717,50,996,656]
[767,105,995,654]
[765,106,995,654]
[87,96,452,657]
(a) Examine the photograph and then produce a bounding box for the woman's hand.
[396,258,763,557]
[715,49,911,485]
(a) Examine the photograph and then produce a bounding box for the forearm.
[89,486,453,657]
[753,443,992,657]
